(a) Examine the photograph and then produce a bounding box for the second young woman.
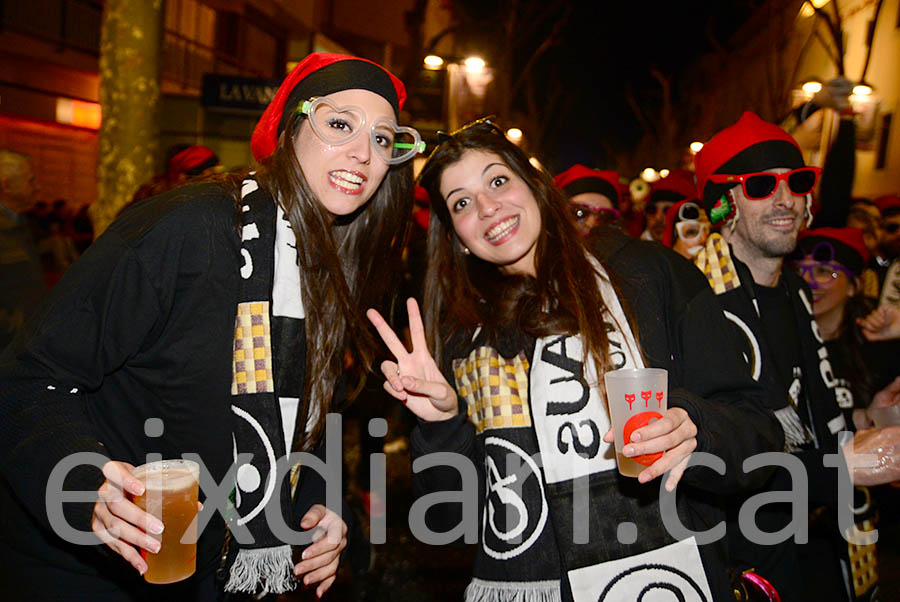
[368,121,782,602]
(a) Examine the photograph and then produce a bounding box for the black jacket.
[0,185,334,600]
[410,233,782,602]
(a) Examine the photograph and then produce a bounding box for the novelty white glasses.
[298,97,426,165]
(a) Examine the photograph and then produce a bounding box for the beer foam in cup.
[132,460,199,489]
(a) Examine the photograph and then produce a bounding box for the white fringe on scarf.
[224,545,295,595]
[465,578,562,602]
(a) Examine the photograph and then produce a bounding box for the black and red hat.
[694,111,804,218]
[251,52,407,161]
[167,145,218,184]
[874,195,900,218]
[797,227,870,276]
[553,165,620,208]
[647,169,696,208]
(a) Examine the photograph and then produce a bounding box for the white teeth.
[329,170,364,189]
[485,216,519,242]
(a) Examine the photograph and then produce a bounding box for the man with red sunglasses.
[693,111,854,602]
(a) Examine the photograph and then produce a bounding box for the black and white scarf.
[225,176,309,594]
[456,262,713,602]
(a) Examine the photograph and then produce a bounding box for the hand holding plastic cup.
[129,459,200,584]
[604,368,668,477]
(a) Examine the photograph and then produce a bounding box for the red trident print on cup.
[641,390,651,407]
[656,391,664,408]
[625,394,636,410]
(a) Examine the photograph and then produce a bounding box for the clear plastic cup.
[604,368,668,477]
[130,459,200,584]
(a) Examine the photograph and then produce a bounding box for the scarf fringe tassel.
[224,545,295,595]
[464,578,561,602]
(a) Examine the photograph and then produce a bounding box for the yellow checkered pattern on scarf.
[231,301,274,395]
[847,514,878,597]
[453,347,531,433]
[694,232,742,295]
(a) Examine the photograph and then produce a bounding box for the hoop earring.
[804,194,813,227]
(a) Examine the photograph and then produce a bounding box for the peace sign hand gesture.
[366,298,459,422]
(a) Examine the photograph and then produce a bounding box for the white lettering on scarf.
[530,263,642,485]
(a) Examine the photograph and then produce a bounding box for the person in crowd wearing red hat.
[873,195,900,309]
[366,119,781,602]
[553,164,622,236]
[661,199,710,260]
[640,169,696,242]
[789,227,900,423]
[694,111,900,602]
[0,53,422,600]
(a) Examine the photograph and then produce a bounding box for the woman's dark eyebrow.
[445,163,506,200]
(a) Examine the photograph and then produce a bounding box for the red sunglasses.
[708,167,822,200]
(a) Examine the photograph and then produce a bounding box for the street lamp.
[689,142,704,154]
[464,56,486,74]
[424,55,444,70]
[659,169,670,179]
[852,82,873,96]
[802,80,823,95]
[641,168,660,182]
[506,128,523,143]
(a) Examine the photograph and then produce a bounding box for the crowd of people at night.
[1,51,899,602]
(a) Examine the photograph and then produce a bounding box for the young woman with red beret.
[0,53,422,600]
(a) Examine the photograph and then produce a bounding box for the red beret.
[797,227,869,275]
[167,145,218,183]
[649,169,696,204]
[413,185,430,206]
[874,195,900,216]
[553,165,620,207]
[251,53,406,161]
[695,112,803,210]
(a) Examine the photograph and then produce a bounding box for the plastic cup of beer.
[603,368,668,477]
[130,459,200,584]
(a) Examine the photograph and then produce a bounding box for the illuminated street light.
[641,167,660,182]
[506,128,523,142]
[659,169,670,179]
[424,55,444,70]
[799,0,830,17]
[464,56,486,74]
[802,80,823,94]
[529,156,543,171]
[689,142,704,154]
[852,83,873,96]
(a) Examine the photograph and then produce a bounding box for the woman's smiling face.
[292,88,393,216]
[440,150,541,277]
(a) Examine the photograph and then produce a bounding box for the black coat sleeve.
[0,230,168,535]
[605,237,784,494]
[408,407,479,539]
[0,186,236,536]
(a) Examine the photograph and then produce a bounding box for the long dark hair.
[254,107,413,450]
[834,286,876,407]
[418,121,624,385]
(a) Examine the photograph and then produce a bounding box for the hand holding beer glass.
[130,460,200,584]
[90,459,199,583]
[603,368,698,490]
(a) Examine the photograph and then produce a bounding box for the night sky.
[447,0,762,172]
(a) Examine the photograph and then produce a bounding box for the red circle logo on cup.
[624,411,663,466]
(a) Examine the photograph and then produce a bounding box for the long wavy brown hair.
[251,107,413,451]
[418,121,626,384]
